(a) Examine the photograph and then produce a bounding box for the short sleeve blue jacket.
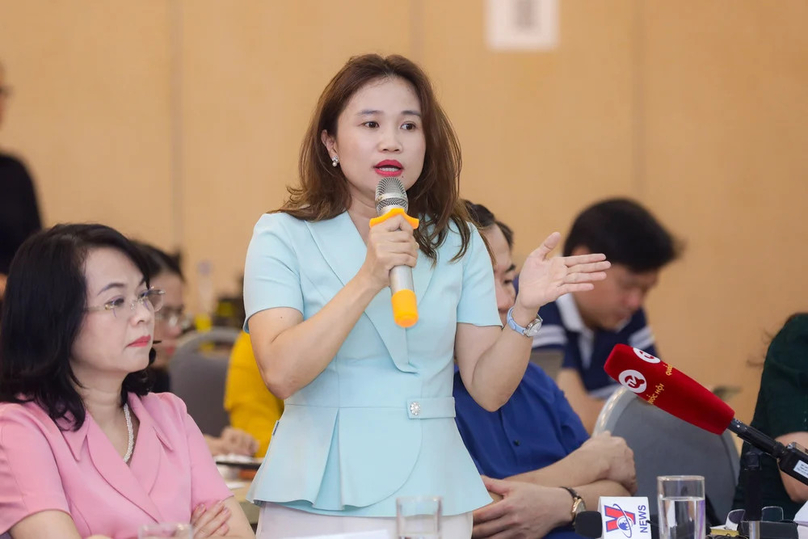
[243,211,500,517]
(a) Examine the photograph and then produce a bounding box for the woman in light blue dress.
[244,54,610,538]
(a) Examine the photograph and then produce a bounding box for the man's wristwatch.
[560,486,586,522]
[506,306,543,338]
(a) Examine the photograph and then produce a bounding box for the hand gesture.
[360,214,418,292]
[473,477,568,538]
[515,232,609,312]
[191,500,231,538]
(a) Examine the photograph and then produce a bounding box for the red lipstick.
[128,336,152,348]
[374,160,403,177]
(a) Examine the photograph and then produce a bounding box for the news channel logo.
[603,503,650,538]
[618,369,647,393]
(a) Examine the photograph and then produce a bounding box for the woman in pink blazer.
[0,224,254,539]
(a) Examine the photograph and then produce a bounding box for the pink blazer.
[0,392,233,539]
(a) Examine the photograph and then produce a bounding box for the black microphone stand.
[729,419,808,487]
[741,448,763,539]
[734,442,799,539]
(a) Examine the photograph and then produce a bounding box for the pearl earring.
[331,155,339,167]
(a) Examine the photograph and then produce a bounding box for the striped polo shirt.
[532,293,658,399]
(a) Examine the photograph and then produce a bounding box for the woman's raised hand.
[515,232,610,312]
[360,214,418,292]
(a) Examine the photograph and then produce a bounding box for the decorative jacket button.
[409,401,421,417]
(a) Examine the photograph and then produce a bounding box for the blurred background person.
[458,202,636,539]
[0,60,41,304]
[224,331,284,458]
[733,313,808,519]
[0,224,253,538]
[136,243,186,393]
[528,198,681,432]
[138,242,259,457]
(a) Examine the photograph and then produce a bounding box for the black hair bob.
[0,224,155,430]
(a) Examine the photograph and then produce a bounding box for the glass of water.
[396,495,442,539]
[657,475,706,539]
[138,522,193,539]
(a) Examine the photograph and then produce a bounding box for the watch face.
[524,320,542,337]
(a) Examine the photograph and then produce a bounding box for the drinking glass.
[396,496,442,539]
[657,475,706,539]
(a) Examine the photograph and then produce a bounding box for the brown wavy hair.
[281,53,471,261]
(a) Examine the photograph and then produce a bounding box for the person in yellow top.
[224,332,284,457]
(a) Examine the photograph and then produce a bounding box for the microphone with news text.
[603,344,808,487]
[574,497,655,539]
[369,178,420,328]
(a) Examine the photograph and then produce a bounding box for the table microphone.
[574,511,604,538]
[604,344,808,487]
[743,448,764,539]
[574,502,657,539]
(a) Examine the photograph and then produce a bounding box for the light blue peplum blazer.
[242,211,500,517]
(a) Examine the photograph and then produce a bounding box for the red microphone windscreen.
[604,344,735,435]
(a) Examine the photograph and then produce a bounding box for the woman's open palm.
[515,232,610,310]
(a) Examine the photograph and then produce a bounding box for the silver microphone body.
[374,178,415,298]
[389,259,415,293]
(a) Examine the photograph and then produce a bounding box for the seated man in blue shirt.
[531,199,681,432]
[456,202,637,539]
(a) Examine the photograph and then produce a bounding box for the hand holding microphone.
[362,213,418,290]
[366,178,420,327]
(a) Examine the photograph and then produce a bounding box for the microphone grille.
[375,177,408,214]
[574,511,603,539]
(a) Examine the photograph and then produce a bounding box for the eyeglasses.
[0,85,12,99]
[154,307,193,331]
[86,288,165,319]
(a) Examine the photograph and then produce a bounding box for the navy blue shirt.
[531,293,657,399]
[454,363,589,539]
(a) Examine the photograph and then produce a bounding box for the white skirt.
[256,502,473,538]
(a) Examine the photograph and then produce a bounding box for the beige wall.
[640,1,808,423]
[1,0,806,421]
[178,0,414,306]
[0,1,174,246]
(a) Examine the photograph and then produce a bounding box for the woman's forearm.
[461,304,536,411]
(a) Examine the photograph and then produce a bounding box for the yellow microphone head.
[391,289,418,328]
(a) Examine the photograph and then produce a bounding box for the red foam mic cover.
[604,344,735,435]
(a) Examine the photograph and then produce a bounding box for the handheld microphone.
[370,178,419,328]
[604,345,808,487]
